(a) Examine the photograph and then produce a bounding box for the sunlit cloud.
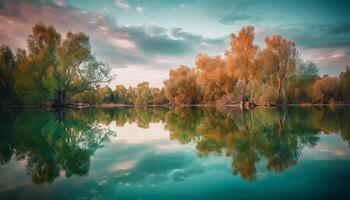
[318,146,347,157]
[109,36,138,51]
[115,0,130,10]
[52,0,65,7]
[330,53,344,59]
[111,160,137,172]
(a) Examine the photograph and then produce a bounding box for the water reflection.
[0,107,350,184]
[0,108,114,183]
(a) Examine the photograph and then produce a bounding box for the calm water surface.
[0,107,349,200]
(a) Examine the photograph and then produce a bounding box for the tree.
[27,23,62,102]
[114,84,128,103]
[339,66,350,102]
[53,31,112,106]
[0,44,16,104]
[309,75,339,104]
[13,48,41,104]
[196,53,236,103]
[127,87,136,104]
[227,26,258,106]
[288,61,319,103]
[164,65,202,105]
[13,23,112,106]
[151,87,167,105]
[96,86,114,103]
[134,82,152,105]
[262,35,297,104]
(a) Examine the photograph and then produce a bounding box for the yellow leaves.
[164,65,201,105]
[195,53,236,103]
[308,76,339,103]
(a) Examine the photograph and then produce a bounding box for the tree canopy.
[1,24,349,107]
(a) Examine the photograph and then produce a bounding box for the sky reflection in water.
[0,107,349,200]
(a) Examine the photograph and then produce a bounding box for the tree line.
[1,24,349,107]
[164,26,350,107]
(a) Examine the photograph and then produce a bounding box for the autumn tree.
[114,84,128,103]
[134,82,152,105]
[196,53,236,103]
[151,87,167,105]
[164,65,202,105]
[262,35,297,104]
[96,86,114,103]
[308,75,339,104]
[227,26,258,106]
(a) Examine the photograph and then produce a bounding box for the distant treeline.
[1,24,349,106]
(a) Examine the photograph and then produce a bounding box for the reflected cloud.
[1,107,350,186]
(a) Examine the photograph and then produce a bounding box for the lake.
[0,107,349,200]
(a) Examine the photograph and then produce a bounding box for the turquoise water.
[0,107,349,199]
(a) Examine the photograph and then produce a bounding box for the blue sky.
[0,0,349,87]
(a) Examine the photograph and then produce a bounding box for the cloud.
[136,6,143,13]
[0,1,230,87]
[115,0,130,10]
[0,0,226,74]
[199,0,258,25]
[255,23,350,75]
[52,0,65,7]
[279,22,350,49]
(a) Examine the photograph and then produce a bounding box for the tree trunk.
[278,76,282,104]
[55,89,66,107]
[249,82,254,103]
[282,77,288,105]
[241,79,248,109]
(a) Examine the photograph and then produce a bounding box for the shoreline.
[1,103,350,109]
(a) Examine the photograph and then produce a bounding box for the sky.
[0,0,350,88]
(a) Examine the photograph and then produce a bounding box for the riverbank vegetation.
[1,24,349,107]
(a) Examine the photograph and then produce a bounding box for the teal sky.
[0,0,349,87]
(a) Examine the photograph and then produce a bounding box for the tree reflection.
[1,107,349,183]
[0,108,114,184]
[165,107,349,181]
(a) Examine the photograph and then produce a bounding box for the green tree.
[0,44,16,104]
[288,61,319,103]
[96,86,114,103]
[339,66,350,102]
[13,23,112,106]
[13,48,40,104]
[114,84,128,103]
[53,31,112,106]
